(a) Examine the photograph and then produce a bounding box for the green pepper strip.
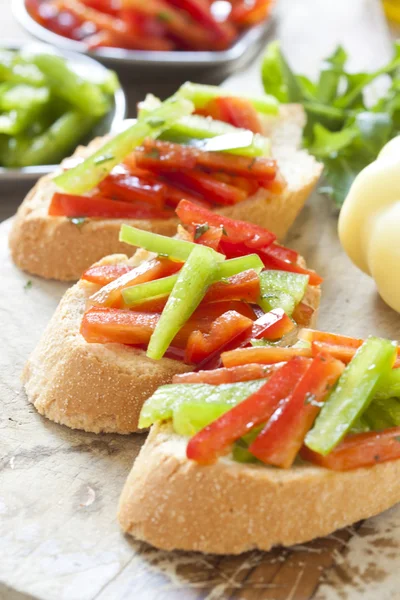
[177,82,279,115]
[375,368,400,400]
[146,245,220,360]
[305,337,397,455]
[54,96,194,194]
[122,254,264,306]
[119,223,224,262]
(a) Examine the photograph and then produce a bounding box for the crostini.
[118,330,400,554]
[10,83,322,281]
[22,201,321,434]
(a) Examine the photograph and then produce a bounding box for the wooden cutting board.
[2,1,400,599]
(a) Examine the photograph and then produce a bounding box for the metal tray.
[13,0,274,78]
[0,42,127,183]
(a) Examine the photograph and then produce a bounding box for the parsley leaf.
[194,223,209,240]
[261,41,400,207]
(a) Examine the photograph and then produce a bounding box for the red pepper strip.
[292,302,315,327]
[176,200,276,248]
[192,224,223,250]
[203,269,260,304]
[172,363,277,384]
[200,97,263,134]
[167,0,235,44]
[258,176,286,195]
[230,0,273,27]
[122,0,227,51]
[300,427,400,471]
[81,307,159,345]
[157,170,248,206]
[199,308,295,371]
[139,139,277,181]
[99,173,166,209]
[249,353,345,468]
[135,140,197,171]
[81,0,119,16]
[265,243,299,263]
[248,308,295,342]
[212,172,260,197]
[88,258,182,308]
[186,357,311,464]
[185,310,253,364]
[81,263,133,286]
[309,339,400,369]
[48,193,173,219]
[259,246,324,287]
[81,303,253,348]
[222,345,312,368]
[299,329,363,348]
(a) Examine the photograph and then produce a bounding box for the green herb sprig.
[261,41,400,207]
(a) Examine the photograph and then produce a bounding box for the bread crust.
[22,254,191,434]
[118,422,400,554]
[22,249,320,434]
[9,105,322,281]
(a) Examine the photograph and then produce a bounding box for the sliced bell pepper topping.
[221,345,311,368]
[139,379,266,430]
[89,258,182,308]
[185,310,254,364]
[366,398,400,427]
[172,363,277,385]
[186,357,311,464]
[259,247,323,286]
[192,224,223,251]
[376,368,400,400]
[202,269,260,304]
[177,82,279,116]
[195,308,295,371]
[292,302,315,327]
[160,170,248,206]
[48,193,173,219]
[121,255,264,307]
[135,139,197,171]
[81,303,244,348]
[82,263,133,286]
[98,172,166,209]
[53,96,194,194]
[258,269,310,316]
[299,329,363,348]
[119,223,225,262]
[80,307,159,345]
[305,337,397,456]
[266,243,299,263]
[176,199,276,248]
[249,353,345,468]
[198,97,263,134]
[300,329,400,368]
[147,245,221,360]
[301,427,400,471]
[363,401,394,431]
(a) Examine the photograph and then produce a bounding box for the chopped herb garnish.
[69,217,87,229]
[93,153,115,165]
[222,226,228,236]
[157,11,171,22]
[248,157,257,171]
[194,223,209,240]
[395,436,400,443]
[145,148,161,160]
[24,280,32,291]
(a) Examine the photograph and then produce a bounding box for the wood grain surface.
[2,1,400,599]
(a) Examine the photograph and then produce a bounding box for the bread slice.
[118,421,400,554]
[9,105,322,281]
[22,249,320,435]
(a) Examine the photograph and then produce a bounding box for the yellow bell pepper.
[338,136,400,312]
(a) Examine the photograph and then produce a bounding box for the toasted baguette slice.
[9,105,322,281]
[118,421,400,554]
[22,250,320,435]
